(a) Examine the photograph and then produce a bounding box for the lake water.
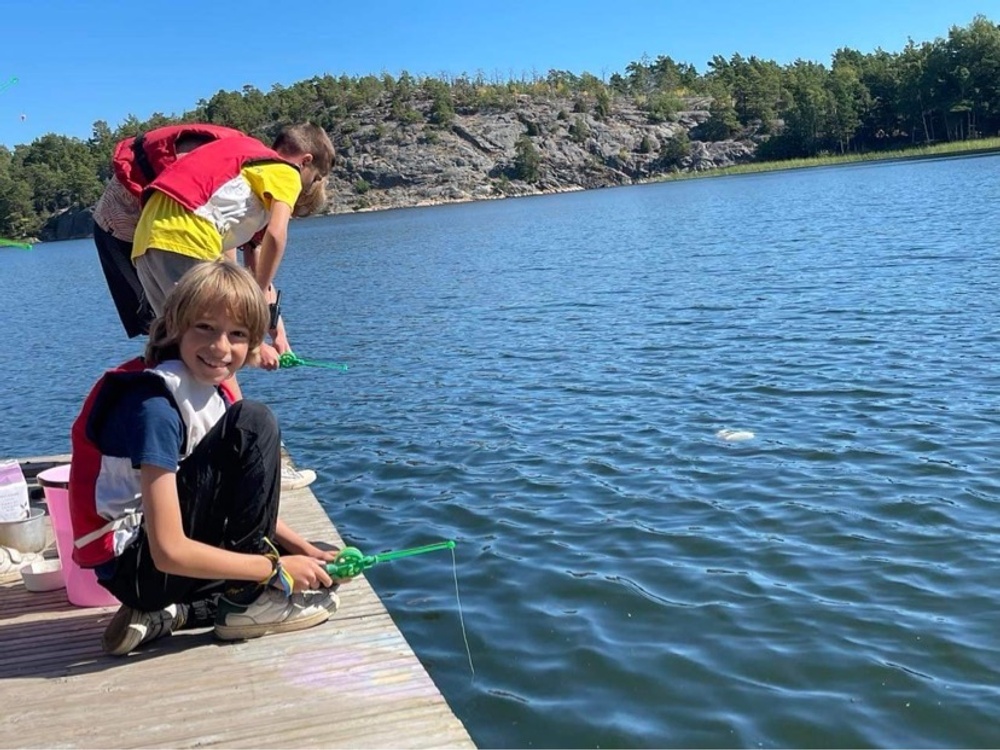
[3,155,1000,748]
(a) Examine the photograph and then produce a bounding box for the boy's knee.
[229,399,278,434]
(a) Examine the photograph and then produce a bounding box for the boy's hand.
[304,542,354,584]
[258,343,281,370]
[279,554,333,591]
[298,540,339,564]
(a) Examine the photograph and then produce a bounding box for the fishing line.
[326,540,475,677]
[450,544,475,678]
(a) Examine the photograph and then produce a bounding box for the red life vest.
[112,123,246,198]
[142,135,297,210]
[68,357,237,568]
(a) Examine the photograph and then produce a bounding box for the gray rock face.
[65,95,758,236]
[40,206,94,242]
[323,95,758,214]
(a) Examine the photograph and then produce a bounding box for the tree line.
[2,15,998,238]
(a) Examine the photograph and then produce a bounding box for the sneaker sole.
[102,607,145,656]
[213,607,330,642]
[102,604,186,656]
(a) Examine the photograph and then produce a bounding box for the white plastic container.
[0,460,29,522]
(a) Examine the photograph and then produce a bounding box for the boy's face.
[301,162,325,190]
[179,304,250,386]
[296,154,326,190]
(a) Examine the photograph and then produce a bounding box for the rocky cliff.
[43,95,758,240]
[39,206,94,242]
[323,94,757,213]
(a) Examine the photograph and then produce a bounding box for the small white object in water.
[716,428,755,442]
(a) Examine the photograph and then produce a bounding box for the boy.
[70,262,346,655]
[92,123,244,338]
[129,123,334,488]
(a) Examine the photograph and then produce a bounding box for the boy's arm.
[254,200,292,294]
[271,316,291,354]
[142,464,272,581]
[275,517,339,562]
[242,240,290,357]
[255,202,294,357]
[141,464,332,589]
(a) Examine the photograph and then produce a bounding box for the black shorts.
[94,223,154,338]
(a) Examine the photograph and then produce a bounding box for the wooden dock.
[0,456,474,749]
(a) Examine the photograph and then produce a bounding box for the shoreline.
[653,141,1000,183]
[20,140,1000,245]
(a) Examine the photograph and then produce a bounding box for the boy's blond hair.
[145,261,269,367]
[293,180,328,217]
[272,123,335,176]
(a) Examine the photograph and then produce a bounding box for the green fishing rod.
[327,540,456,578]
[279,351,348,371]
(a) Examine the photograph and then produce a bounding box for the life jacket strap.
[74,510,142,549]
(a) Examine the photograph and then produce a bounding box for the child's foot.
[280,460,316,491]
[102,603,188,656]
[213,588,334,641]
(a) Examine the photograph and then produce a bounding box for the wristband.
[268,289,282,330]
[260,537,294,597]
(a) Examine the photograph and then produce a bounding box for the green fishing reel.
[327,547,375,578]
[326,540,456,579]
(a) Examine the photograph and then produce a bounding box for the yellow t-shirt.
[132,162,301,262]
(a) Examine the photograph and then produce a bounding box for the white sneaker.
[214,588,333,641]
[102,603,188,656]
[323,585,341,614]
[280,461,316,491]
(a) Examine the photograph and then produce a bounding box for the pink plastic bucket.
[37,464,118,608]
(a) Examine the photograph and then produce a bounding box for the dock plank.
[0,455,474,749]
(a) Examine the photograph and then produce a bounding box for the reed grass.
[659,137,1000,182]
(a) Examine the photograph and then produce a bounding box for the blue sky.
[0,0,994,149]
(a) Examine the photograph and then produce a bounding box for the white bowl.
[21,559,65,592]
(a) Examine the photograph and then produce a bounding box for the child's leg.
[176,399,281,555]
[93,224,154,338]
[102,400,281,611]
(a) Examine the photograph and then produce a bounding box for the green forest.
[2,15,999,239]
